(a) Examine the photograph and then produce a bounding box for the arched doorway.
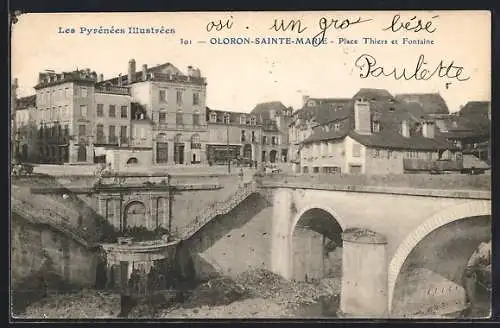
[389,210,491,318]
[123,201,147,230]
[77,145,87,162]
[243,144,252,161]
[126,157,139,164]
[270,150,278,163]
[290,208,343,282]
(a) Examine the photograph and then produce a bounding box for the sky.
[11,11,491,113]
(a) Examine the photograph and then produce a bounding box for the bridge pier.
[270,188,293,279]
[339,228,388,318]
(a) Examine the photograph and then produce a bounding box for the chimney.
[422,120,436,139]
[142,64,148,81]
[187,65,194,76]
[401,120,410,138]
[128,59,136,84]
[99,74,104,82]
[302,95,310,107]
[118,73,122,86]
[354,99,371,134]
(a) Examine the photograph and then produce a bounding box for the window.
[120,126,127,143]
[176,112,183,125]
[352,143,361,157]
[251,131,256,143]
[108,125,116,143]
[96,124,104,143]
[334,123,341,131]
[159,89,167,102]
[241,130,246,142]
[193,92,200,105]
[210,112,217,123]
[191,134,201,149]
[78,124,86,136]
[64,87,70,98]
[223,114,230,124]
[109,105,116,117]
[176,90,183,106]
[97,104,104,117]
[159,111,167,124]
[372,149,379,158]
[251,116,257,125]
[271,136,277,145]
[193,112,200,126]
[349,164,362,174]
[387,150,392,159]
[81,87,88,97]
[156,142,168,163]
[80,105,87,118]
[240,115,246,125]
[120,106,128,118]
[262,136,268,144]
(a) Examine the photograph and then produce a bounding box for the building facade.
[298,95,461,175]
[12,59,291,169]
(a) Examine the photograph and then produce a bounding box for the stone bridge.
[256,176,491,318]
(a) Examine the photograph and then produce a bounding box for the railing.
[190,143,202,149]
[12,200,92,248]
[403,159,463,171]
[177,181,257,240]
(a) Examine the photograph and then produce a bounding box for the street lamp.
[226,124,231,173]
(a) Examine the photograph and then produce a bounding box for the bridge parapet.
[257,174,490,200]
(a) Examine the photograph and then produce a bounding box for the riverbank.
[18,269,341,319]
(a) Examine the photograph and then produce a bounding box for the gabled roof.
[395,93,449,115]
[251,101,290,121]
[353,88,395,102]
[459,101,490,117]
[349,130,456,151]
[206,107,262,125]
[16,95,36,109]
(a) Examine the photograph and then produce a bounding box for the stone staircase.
[12,198,93,248]
[177,181,258,240]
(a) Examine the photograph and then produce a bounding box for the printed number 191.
[180,38,192,45]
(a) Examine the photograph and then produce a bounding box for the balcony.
[191,143,202,149]
[108,136,118,144]
[149,72,206,86]
[403,158,464,171]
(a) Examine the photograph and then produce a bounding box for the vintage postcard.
[10,11,491,320]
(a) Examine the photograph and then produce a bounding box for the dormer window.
[210,112,217,123]
[251,116,257,125]
[389,107,395,112]
[223,113,230,124]
[240,115,246,125]
[336,106,343,111]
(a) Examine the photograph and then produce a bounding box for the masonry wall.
[185,193,273,280]
[365,148,405,174]
[11,213,98,289]
[391,215,491,316]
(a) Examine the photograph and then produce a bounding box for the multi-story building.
[14,95,38,161]
[120,60,209,166]
[206,109,262,165]
[251,101,293,163]
[300,98,461,175]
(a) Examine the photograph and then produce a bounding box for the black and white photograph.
[10,11,491,319]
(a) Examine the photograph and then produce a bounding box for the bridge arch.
[387,201,491,313]
[289,204,346,281]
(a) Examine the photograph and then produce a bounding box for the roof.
[459,101,490,117]
[251,101,289,119]
[302,118,351,143]
[206,107,262,125]
[16,95,36,109]
[348,130,456,151]
[462,154,490,169]
[353,88,395,102]
[395,93,449,115]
